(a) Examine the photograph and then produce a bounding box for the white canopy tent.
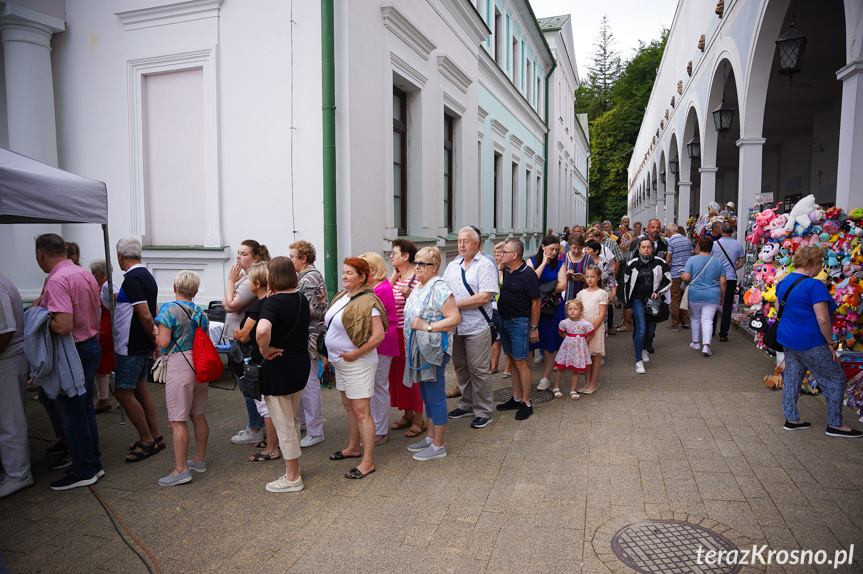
[0,146,115,316]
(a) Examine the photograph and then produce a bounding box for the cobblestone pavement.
[1,322,862,573]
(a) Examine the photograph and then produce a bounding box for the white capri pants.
[689,302,720,347]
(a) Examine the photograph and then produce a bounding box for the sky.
[530,0,680,79]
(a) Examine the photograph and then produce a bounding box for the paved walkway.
[1,323,862,573]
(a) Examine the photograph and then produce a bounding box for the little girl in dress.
[553,300,596,400]
[576,266,609,395]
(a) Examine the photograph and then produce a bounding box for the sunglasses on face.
[413,261,430,268]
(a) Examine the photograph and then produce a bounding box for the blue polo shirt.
[775,273,835,351]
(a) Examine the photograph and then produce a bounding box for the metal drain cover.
[611,520,742,574]
[492,387,554,405]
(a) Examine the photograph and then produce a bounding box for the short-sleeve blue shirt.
[682,255,725,304]
[776,273,835,351]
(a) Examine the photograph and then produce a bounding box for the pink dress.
[554,318,594,373]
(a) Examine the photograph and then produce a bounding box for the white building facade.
[0,0,585,300]
[627,0,863,241]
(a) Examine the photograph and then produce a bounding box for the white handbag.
[151,355,168,383]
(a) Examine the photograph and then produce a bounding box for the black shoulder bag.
[762,275,807,352]
[240,295,302,400]
[460,267,498,342]
[316,291,370,359]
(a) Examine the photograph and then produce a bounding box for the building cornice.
[510,133,524,149]
[438,0,490,46]
[381,2,437,61]
[115,0,220,30]
[491,118,508,140]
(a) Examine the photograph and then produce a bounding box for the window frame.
[443,114,455,232]
[393,86,408,236]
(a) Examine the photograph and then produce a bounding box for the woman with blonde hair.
[403,247,460,460]
[359,251,398,445]
[154,270,210,486]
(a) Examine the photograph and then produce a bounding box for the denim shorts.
[499,316,530,360]
[114,353,150,389]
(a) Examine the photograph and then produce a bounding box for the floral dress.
[554,318,594,372]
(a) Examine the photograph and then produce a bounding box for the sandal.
[446,387,462,398]
[125,440,158,463]
[249,450,281,462]
[129,435,166,451]
[570,390,580,401]
[345,467,375,479]
[329,450,362,461]
[404,420,427,438]
[553,388,563,399]
[254,440,267,449]
[614,324,630,332]
[391,417,411,430]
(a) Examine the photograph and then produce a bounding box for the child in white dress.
[553,300,596,400]
[576,266,608,395]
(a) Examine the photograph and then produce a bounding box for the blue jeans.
[418,354,450,426]
[245,395,265,429]
[55,336,102,479]
[499,317,530,360]
[114,352,149,389]
[631,299,656,362]
[38,386,65,439]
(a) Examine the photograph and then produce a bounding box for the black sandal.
[129,435,166,451]
[345,467,375,479]
[125,440,158,463]
[329,450,361,461]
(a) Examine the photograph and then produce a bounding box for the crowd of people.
[1,217,859,499]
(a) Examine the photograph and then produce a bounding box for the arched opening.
[681,107,701,221]
[668,133,681,224]
[703,57,741,212]
[658,150,668,224]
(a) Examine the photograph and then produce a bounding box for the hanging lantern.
[652,179,657,191]
[687,136,701,159]
[775,22,807,85]
[669,158,679,175]
[660,170,666,184]
[712,99,736,134]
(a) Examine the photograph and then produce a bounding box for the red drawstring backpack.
[177,304,224,384]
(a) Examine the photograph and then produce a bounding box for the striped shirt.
[666,234,693,278]
[392,275,419,328]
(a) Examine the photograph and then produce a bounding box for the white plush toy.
[784,194,818,232]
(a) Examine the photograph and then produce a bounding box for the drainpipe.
[542,59,557,233]
[321,0,338,296]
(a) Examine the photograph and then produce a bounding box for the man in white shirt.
[443,227,499,429]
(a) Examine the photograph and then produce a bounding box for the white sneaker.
[642,350,650,363]
[231,427,263,445]
[635,361,646,374]
[0,475,34,498]
[537,377,552,391]
[266,473,304,493]
[689,342,701,350]
[702,345,712,357]
[534,355,545,364]
[299,434,325,448]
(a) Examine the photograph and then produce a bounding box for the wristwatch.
[427,323,433,332]
[530,325,538,330]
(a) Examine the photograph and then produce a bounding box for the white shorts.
[333,358,376,400]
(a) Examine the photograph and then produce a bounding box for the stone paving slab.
[1,320,862,573]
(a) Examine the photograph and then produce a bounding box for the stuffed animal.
[764,363,784,389]
[784,194,818,232]
[768,214,789,239]
[759,243,779,262]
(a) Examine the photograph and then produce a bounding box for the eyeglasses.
[501,250,516,255]
[412,261,430,267]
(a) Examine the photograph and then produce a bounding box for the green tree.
[574,15,621,120]
[580,28,668,223]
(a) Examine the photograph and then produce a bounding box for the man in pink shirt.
[33,234,103,491]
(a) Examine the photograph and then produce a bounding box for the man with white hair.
[113,237,164,464]
[443,227,498,429]
[665,223,692,330]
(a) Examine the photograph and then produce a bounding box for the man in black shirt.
[628,219,668,261]
[495,239,540,420]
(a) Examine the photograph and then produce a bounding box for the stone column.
[649,191,658,223]
[736,137,766,243]
[836,61,863,209]
[678,181,692,227]
[698,167,717,214]
[656,177,666,226]
[665,170,677,225]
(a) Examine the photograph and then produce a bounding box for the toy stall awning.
[0,147,108,225]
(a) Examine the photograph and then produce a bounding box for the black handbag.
[762,275,807,352]
[317,291,371,359]
[538,280,561,317]
[227,339,251,378]
[460,267,498,341]
[645,297,670,323]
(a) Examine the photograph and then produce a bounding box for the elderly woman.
[528,236,567,391]
[388,239,425,437]
[623,237,671,374]
[404,247,461,460]
[225,239,272,446]
[490,240,511,379]
[256,257,311,492]
[88,259,117,414]
[289,240,329,449]
[326,258,387,479]
[231,262,281,463]
[359,252,398,445]
[153,271,210,486]
[776,245,862,438]
[681,236,726,357]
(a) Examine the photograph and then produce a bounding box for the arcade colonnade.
[627,0,863,241]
